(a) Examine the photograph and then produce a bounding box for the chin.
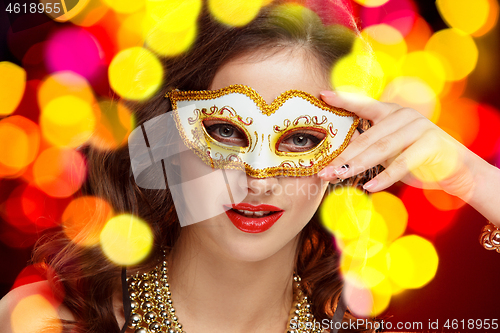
[214,218,300,263]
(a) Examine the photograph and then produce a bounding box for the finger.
[319,128,360,180]
[320,90,400,124]
[361,130,452,192]
[329,116,430,179]
[318,111,425,181]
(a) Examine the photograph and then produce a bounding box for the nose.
[246,175,280,196]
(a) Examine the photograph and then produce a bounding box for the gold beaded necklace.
[126,259,324,333]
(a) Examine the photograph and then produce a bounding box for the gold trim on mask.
[168,84,359,178]
[168,84,355,117]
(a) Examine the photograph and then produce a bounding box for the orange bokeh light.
[62,196,113,246]
[0,116,40,178]
[32,148,87,198]
[405,16,433,52]
[423,189,467,211]
[437,98,480,147]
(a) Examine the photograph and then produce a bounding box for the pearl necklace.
[127,259,324,333]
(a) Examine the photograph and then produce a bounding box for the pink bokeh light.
[360,0,418,36]
[44,27,104,81]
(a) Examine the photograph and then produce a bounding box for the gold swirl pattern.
[480,222,500,253]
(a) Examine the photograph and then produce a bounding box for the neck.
[167,228,299,333]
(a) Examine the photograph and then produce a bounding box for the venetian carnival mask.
[169,84,359,178]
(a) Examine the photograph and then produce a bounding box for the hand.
[317,90,488,201]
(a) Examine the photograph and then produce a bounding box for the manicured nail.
[318,166,334,178]
[320,90,336,98]
[363,179,378,191]
[333,164,349,176]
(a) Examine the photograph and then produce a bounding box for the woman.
[1,2,499,333]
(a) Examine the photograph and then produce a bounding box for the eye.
[203,119,249,147]
[277,128,325,153]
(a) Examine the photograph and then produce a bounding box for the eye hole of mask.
[203,119,249,148]
[276,128,326,153]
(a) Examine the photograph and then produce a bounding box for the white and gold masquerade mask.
[169,84,359,178]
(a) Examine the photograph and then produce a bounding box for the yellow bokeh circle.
[371,191,408,243]
[320,186,372,242]
[388,235,439,289]
[208,0,263,27]
[0,61,26,116]
[398,51,447,95]
[40,95,96,148]
[360,24,407,61]
[100,214,154,265]
[38,71,95,110]
[108,47,163,101]
[425,28,478,81]
[103,0,145,14]
[437,0,490,35]
[353,0,390,8]
[331,40,385,99]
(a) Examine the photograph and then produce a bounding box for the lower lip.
[225,209,284,233]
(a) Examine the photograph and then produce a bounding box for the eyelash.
[204,122,249,147]
[278,132,323,152]
[204,121,324,153]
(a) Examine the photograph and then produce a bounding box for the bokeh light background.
[1,0,499,329]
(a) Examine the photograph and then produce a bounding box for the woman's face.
[177,48,331,262]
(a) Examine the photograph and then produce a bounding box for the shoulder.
[0,281,75,333]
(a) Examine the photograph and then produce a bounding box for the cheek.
[279,176,329,210]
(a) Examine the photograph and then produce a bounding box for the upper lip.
[226,203,283,212]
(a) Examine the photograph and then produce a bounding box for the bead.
[144,311,157,322]
[141,301,153,311]
[130,313,142,327]
[127,256,318,333]
[140,291,152,300]
[149,322,161,332]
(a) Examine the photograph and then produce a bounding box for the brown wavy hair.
[33,2,381,332]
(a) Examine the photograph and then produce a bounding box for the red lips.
[224,203,284,233]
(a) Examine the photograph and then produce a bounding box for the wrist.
[462,154,500,226]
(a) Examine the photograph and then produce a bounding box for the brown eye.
[203,119,249,147]
[277,129,326,153]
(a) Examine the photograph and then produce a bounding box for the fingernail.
[333,164,349,176]
[320,90,336,98]
[318,166,334,178]
[363,179,378,191]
